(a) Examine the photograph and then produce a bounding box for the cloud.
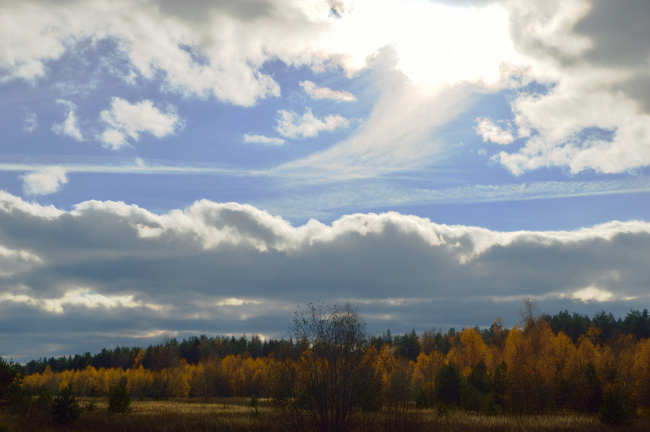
[23,112,38,133]
[489,0,650,175]
[98,98,181,150]
[278,52,475,180]
[300,80,356,102]
[0,191,649,361]
[0,289,153,314]
[243,134,286,146]
[275,108,350,139]
[51,100,83,141]
[0,0,514,104]
[475,117,514,145]
[0,0,517,180]
[21,167,68,195]
[257,175,650,220]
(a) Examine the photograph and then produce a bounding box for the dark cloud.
[573,0,650,67]
[571,0,650,111]
[1,194,649,362]
[156,0,274,22]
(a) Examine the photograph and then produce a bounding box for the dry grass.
[2,399,649,432]
[417,409,650,432]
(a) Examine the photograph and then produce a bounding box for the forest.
[2,304,650,431]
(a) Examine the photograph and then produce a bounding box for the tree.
[51,383,81,424]
[270,303,382,432]
[0,356,24,411]
[108,376,132,414]
[434,362,462,408]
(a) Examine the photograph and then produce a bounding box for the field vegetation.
[1,397,649,431]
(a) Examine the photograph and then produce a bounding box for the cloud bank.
[0,191,648,361]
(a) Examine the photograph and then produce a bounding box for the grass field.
[1,398,649,431]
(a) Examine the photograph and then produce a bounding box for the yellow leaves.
[132,348,146,368]
[460,327,488,369]
[586,325,602,346]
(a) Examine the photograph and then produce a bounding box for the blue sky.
[1,0,650,362]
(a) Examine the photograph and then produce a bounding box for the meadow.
[1,397,649,432]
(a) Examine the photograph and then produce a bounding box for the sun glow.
[327,0,517,89]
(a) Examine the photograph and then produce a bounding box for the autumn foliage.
[19,307,650,423]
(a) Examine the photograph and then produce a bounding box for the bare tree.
[270,303,382,432]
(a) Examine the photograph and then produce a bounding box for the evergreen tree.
[108,377,132,414]
[435,362,462,407]
[51,383,81,424]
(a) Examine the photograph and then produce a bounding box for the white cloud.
[571,286,613,303]
[243,134,286,146]
[475,117,514,145]
[278,59,474,180]
[98,97,180,150]
[216,298,262,307]
[21,167,68,196]
[0,245,41,277]
[0,4,66,83]
[300,80,356,102]
[23,112,38,133]
[275,108,350,139]
[489,0,650,175]
[51,101,83,141]
[0,288,153,314]
[0,0,515,103]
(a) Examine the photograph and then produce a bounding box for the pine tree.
[51,383,81,424]
[108,377,132,414]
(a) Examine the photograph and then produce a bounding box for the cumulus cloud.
[490,0,650,175]
[475,117,515,145]
[275,108,350,139]
[98,98,180,150]
[0,191,649,360]
[243,134,286,146]
[51,100,83,141]
[0,0,517,110]
[21,167,68,195]
[300,80,356,102]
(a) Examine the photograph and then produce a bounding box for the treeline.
[19,307,650,418]
[24,335,292,375]
[24,308,650,374]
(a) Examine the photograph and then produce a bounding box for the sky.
[1,0,650,362]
